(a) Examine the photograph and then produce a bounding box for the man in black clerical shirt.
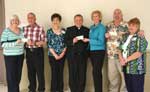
[65,14,89,92]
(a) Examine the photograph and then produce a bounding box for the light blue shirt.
[89,22,106,51]
[1,28,25,56]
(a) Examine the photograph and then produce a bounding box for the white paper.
[76,35,84,40]
[21,38,28,42]
[122,51,128,59]
[109,30,117,36]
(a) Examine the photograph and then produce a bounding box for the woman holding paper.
[0,15,25,92]
[84,10,106,92]
[47,13,66,92]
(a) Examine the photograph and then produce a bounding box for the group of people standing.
[0,8,148,92]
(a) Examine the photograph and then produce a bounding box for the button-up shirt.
[120,33,148,74]
[89,22,106,51]
[23,23,46,48]
[106,21,128,59]
[47,28,66,56]
[65,25,89,54]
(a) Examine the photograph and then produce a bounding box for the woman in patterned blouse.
[47,13,66,92]
[118,17,148,92]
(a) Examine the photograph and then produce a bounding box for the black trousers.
[49,56,65,92]
[67,52,88,92]
[124,73,145,92]
[4,54,24,92]
[26,47,45,92]
[90,50,105,92]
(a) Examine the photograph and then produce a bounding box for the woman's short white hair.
[10,14,20,24]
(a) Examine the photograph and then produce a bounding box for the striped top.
[1,28,25,56]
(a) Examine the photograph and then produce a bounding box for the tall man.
[24,12,46,92]
[65,14,89,92]
[105,9,128,92]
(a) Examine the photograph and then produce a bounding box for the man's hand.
[73,37,78,44]
[27,40,34,46]
[105,33,111,39]
[35,41,44,47]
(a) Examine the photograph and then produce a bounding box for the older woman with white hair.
[1,15,26,92]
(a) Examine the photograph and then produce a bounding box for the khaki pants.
[108,58,127,92]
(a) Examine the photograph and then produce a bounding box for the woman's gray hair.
[10,14,20,24]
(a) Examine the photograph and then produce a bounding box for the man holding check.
[65,14,89,92]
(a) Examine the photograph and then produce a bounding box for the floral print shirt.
[106,21,128,59]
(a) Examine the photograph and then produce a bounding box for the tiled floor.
[0,76,150,92]
[0,84,6,92]
[1,76,150,92]
[0,85,71,92]
[0,86,149,92]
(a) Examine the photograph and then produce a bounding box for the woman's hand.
[16,39,22,44]
[58,53,65,60]
[82,38,89,43]
[138,30,144,37]
[120,58,126,66]
[54,54,61,60]
[119,53,127,66]
[57,48,66,60]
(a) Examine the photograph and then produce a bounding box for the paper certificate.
[21,38,28,42]
[76,35,84,40]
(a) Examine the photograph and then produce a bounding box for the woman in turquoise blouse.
[1,15,25,92]
[47,13,66,92]
[84,10,106,92]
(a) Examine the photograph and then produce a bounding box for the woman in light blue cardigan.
[84,10,106,92]
[1,15,26,92]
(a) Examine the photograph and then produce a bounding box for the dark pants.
[4,54,24,92]
[124,73,145,92]
[67,52,88,92]
[90,50,105,92]
[49,56,65,92]
[26,47,45,92]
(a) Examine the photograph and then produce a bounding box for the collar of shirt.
[90,22,101,29]
[27,23,39,28]
[111,21,127,27]
[74,25,83,30]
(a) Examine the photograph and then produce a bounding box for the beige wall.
[0,0,5,34]
[4,0,150,49]
[3,0,150,91]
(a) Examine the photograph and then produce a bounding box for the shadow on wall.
[0,49,6,84]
